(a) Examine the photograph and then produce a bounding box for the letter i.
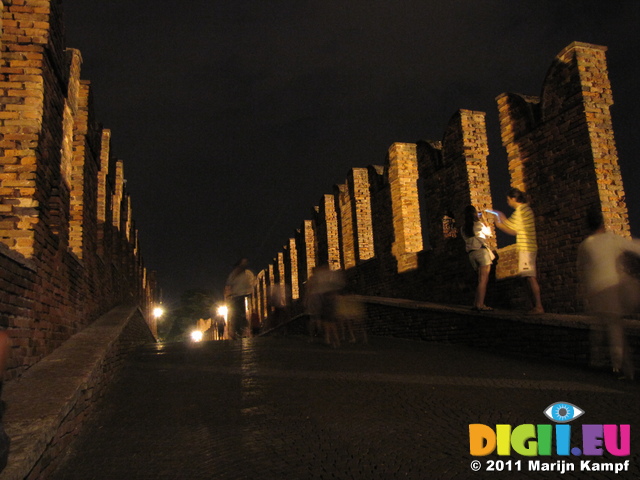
[537,424,552,455]
[496,425,512,455]
[555,424,571,456]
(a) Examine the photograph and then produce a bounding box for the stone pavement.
[50,336,640,480]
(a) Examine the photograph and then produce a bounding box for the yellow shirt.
[503,204,537,252]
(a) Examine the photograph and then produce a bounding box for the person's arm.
[491,210,518,236]
[495,221,517,236]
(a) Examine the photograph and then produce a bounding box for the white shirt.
[461,221,492,252]
[577,231,640,294]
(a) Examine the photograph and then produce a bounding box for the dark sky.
[62,0,640,305]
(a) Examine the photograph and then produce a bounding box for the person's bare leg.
[475,265,491,308]
[527,277,544,313]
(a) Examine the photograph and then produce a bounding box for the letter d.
[469,424,496,456]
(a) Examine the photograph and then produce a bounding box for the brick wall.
[251,41,631,319]
[3,304,155,480]
[497,41,627,312]
[248,42,629,320]
[0,0,155,379]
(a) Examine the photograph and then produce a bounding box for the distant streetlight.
[191,330,203,342]
[217,305,228,319]
[153,306,165,319]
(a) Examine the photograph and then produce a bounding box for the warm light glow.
[191,330,203,342]
[217,305,228,318]
[153,306,165,318]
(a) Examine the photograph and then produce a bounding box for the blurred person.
[577,208,640,380]
[335,294,368,344]
[224,258,255,339]
[303,267,324,341]
[491,188,544,314]
[304,264,345,347]
[267,283,290,334]
[461,205,495,311]
[197,318,212,340]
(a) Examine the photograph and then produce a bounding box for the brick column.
[316,194,341,270]
[388,143,423,273]
[287,237,299,300]
[349,167,375,262]
[0,0,65,256]
[335,183,355,269]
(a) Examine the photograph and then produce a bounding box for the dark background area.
[62,0,640,305]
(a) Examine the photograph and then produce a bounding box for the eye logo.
[543,402,585,423]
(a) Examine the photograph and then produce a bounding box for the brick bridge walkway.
[50,336,639,480]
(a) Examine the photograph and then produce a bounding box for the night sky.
[61,1,640,305]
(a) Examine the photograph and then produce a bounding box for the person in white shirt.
[461,205,495,311]
[577,208,640,380]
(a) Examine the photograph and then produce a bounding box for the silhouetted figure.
[214,315,226,340]
[461,205,495,311]
[225,258,255,339]
[577,208,640,380]
[492,188,544,314]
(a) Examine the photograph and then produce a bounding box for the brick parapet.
[0,0,53,257]
[0,1,154,378]
[258,42,632,317]
[3,304,155,480]
[497,41,627,312]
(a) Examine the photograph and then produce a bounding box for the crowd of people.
[219,258,368,348]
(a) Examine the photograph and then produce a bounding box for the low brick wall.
[267,295,640,370]
[1,304,156,480]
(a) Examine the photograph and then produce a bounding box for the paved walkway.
[51,336,640,479]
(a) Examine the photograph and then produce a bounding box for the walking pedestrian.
[577,207,640,380]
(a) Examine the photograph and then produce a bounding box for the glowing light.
[217,305,228,318]
[153,306,165,318]
[191,330,203,342]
